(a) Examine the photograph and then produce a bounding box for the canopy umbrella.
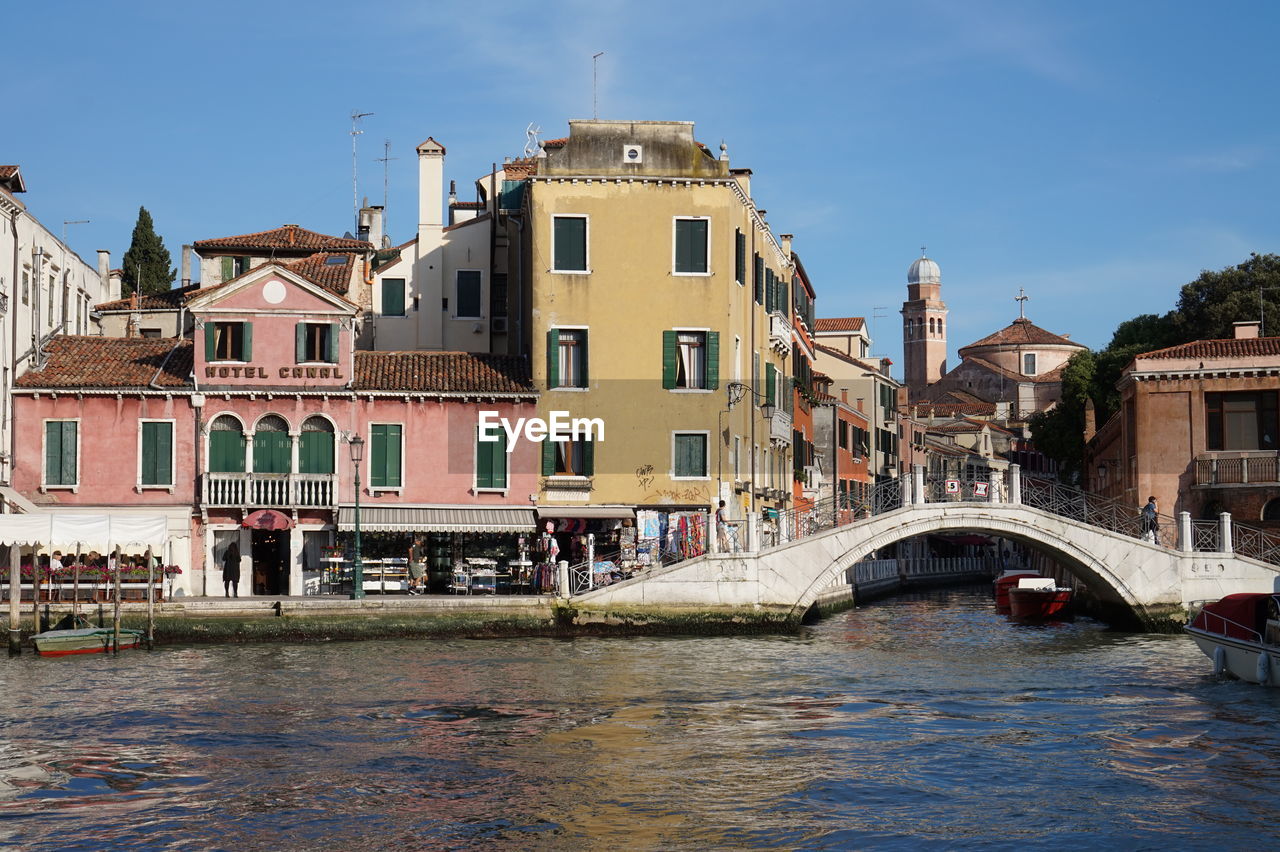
[242,509,294,531]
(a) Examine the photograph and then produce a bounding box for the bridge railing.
[1022,476,1180,548]
[1232,523,1280,564]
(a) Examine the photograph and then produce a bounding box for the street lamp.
[726,381,776,420]
[349,434,365,600]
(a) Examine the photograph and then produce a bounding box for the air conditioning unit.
[622,144,643,164]
[491,316,508,333]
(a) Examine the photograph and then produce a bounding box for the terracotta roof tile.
[814,317,865,332]
[354,351,534,395]
[959,318,1084,353]
[541,137,569,148]
[96,284,202,312]
[16,337,193,390]
[1140,336,1280,360]
[504,157,539,179]
[193,224,370,253]
[285,253,356,294]
[916,400,998,418]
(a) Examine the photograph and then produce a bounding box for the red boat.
[1008,577,1073,621]
[994,571,1040,611]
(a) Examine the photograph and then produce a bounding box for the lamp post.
[349,434,365,600]
[726,381,778,550]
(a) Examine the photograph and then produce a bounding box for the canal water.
[2,587,1278,850]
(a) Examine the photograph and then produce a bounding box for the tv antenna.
[374,139,397,238]
[592,52,604,120]
[62,219,90,243]
[524,123,542,158]
[351,110,374,234]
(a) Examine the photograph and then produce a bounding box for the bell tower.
[901,250,947,400]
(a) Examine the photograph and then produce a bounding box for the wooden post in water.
[8,544,20,655]
[111,545,122,654]
[72,545,82,620]
[145,545,154,649]
[31,544,41,640]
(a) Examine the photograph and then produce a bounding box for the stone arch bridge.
[571,469,1280,627]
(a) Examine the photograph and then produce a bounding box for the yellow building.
[518,120,795,551]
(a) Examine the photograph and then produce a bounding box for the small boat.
[1007,577,1073,621]
[32,614,144,657]
[1185,593,1280,685]
[994,570,1040,611]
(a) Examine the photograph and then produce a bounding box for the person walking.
[715,500,731,553]
[222,540,241,597]
[1141,496,1159,544]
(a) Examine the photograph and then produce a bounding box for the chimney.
[417,136,445,237]
[1234,320,1261,339]
[855,397,865,412]
[730,167,752,199]
[358,204,384,249]
[781,234,793,259]
[108,269,123,302]
[840,389,848,403]
[181,244,192,286]
[96,250,110,284]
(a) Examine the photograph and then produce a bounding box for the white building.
[0,165,114,487]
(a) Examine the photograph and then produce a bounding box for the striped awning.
[336,505,536,533]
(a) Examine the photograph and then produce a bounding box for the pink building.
[12,262,539,596]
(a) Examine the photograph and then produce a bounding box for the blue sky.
[6,0,1278,371]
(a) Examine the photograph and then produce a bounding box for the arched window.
[1264,499,1280,522]
[928,318,936,335]
[299,417,335,475]
[253,415,291,474]
[209,415,245,473]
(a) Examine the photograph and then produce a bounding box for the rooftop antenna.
[592,52,604,120]
[351,110,374,234]
[524,123,542,158]
[62,219,90,243]
[374,138,397,236]
[871,306,889,358]
[1015,287,1029,320]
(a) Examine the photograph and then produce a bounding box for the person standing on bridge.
[1141,496,1159,544]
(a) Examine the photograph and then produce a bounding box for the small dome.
[908,255,940,285]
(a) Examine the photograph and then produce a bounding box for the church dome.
[907,255,941,285]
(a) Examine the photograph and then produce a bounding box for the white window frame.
[670,430,711,481]
[1023,352,1037,376]
[550,214,591,274]
[474,422,509,495]
[552,325,590,392]
[671,326,713,393]
[41,417,81,493]
[672,216,711,277]
[368,421,405,495]
[454,269,484,320]
[137,418,177,493]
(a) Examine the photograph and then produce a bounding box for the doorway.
[251,529,290,595]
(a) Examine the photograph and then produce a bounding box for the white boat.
[1184,593,1280,685]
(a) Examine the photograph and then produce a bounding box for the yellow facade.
[524,121,794,516]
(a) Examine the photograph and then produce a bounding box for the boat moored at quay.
[1185,593,1280,685]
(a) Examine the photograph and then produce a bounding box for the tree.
[1027,349,1095,483]
[1173,253,1280,341]
[121,206,175,297]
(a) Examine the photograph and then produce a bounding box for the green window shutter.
[476,425,507,489]
[221,257,234,281]
[296,323,307,363]
[780,276,790,315]
[754,254,764,304]
[492,429,508,488]
[674,434,705,477]
[675,220,707,273]
[209,430,245,473]
[385,424,402,487]
[766,363,776,405]
[241,322,253,361]
[382,279,405,317]
[60,421,77,485]
[765,269,774,312]
[142,422,172,485]
[327,323,340,363]
[546,329,560,390]
[579,332,589,386]
[299,431,334,474]
[204,323,216,361]
[253,430,290,474]
[553,217,586,271]
[735,230,745,284]
[45,422,60,485]
[705,332,720,390]
[476,429,494,488]
[541,436,556,476]
[370,425,388,488]
[662,330,678,389]
[141,423,157,484]
[581,439,594,477]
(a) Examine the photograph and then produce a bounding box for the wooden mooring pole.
[111,545,122,654]
[145,545,154,649]
[8,544,20,655]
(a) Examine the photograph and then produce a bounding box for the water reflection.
[1,587,1279,849]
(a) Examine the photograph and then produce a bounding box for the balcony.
[769,407,792,445]
[1194,453,1280,486]
[769,312,791,356]
[202,472,336,508]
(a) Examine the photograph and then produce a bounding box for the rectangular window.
[205,321,252,362]
[555,329,588,388]
[296,322,339,363]
[1206,391,1280,451]
[45,420,78,487]
[22,271,29,305]
[369,424,403,488]
[552,215,588,272]
[141,328,162,339]
[140,421,174,486]
[673,432,708,478]
[542,436,594,477]
[1023,353,1037,375]
[381,278,406,317]
[674,218,709,274]
[754,253,764,305]
[220,256,250,280]
[838,421,849,451]
[735,229,745,285]
[662,330,719,390]
[456,270,482,319]
[476,424,508,490]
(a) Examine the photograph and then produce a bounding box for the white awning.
[0,513,169,550]
[337,506,537,533]
[537,506,635,519]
